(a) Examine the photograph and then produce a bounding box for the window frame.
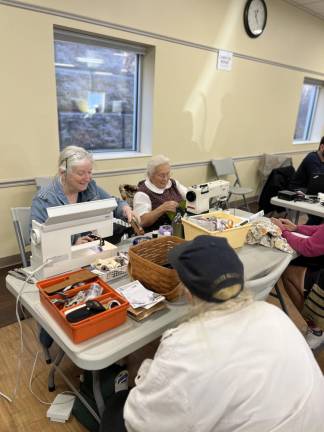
[54,27,146,159]
[293,78,323,144]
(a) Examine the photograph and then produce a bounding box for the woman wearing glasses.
[133,155,187,232]
[31,145,134,244]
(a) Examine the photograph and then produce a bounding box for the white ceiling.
[285,0,324,21]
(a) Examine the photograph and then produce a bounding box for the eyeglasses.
[155,172,170,179]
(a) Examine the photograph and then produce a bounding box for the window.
[294,78,324,143]
[54,29,146,155]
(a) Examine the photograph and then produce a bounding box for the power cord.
[0,259,54,403]
[28,349,74,406]
[8,313,75,406]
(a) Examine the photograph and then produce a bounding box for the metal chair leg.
[43,347,52,364]
[37,323,52,364]
[270,283,289,316]
[243,195,251,211]
[48,348,65,392]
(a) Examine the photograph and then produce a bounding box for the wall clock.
[244,0,267,38]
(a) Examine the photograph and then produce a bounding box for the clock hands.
[254,9,259,26]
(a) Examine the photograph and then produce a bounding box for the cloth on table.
[246,217,294,254]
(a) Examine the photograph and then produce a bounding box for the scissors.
[8,268,35,284]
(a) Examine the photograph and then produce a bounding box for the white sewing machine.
[186,180,229,214]
[30,199,118,279]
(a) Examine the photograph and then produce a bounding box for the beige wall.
[1,0,323,259]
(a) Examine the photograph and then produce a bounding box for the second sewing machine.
[186,180,229,214]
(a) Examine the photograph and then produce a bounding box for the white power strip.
[46,393,75,423]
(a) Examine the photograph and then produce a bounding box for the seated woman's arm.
[296,224,322,236]
[282,224,324,257]
[94,183,131,221]
[133,192,178,228]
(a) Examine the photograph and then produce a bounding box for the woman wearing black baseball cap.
[109,236,324,431]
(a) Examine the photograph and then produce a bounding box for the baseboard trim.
[0,254,22,269]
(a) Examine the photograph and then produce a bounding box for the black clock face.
[244,0,267,38]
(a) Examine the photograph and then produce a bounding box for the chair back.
[118,184,138,208]
[212,158,236,177]
[212,157,242,187]
[11,207,31,267]
[211,158,253,210]
[35,176,52,190]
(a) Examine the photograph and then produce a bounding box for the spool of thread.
[158,225,172,236]
[107,299,121,309]
[132,236,151,245]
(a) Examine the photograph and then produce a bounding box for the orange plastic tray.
[37,270,129,343]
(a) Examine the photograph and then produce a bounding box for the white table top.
[6,242,292,371]
[271,196,324,218]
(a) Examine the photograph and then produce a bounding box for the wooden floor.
[0,318,87,431]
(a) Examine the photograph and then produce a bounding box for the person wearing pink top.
[281,223,324,257]
[272,218,324,350]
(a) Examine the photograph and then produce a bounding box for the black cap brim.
[168,241,190,273]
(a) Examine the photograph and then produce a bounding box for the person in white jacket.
[122,235,324,432]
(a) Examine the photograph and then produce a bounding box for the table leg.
[294,211,300,224]
[53,361,101,423]
[273,283,289,316]
[92,370,106,418]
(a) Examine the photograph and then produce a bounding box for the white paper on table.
[115,280,165,309]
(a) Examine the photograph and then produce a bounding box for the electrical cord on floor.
[0,259,55,403]
[7,314,75,406]
[28,349,75,406]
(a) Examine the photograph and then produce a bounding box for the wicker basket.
[128,236,186,301]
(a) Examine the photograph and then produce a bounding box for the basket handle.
[162,282,183,299]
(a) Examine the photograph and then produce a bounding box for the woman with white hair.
[31,145,134,243]
[31,145,136,349]
[120,236,324,432]
[133,155,187,231]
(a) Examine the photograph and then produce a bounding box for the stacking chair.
[211,158,253,211]
[11,207,31,268]
[35,176,52,190]
[11,207,52,363]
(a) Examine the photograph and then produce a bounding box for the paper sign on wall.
[217,50,233,71]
